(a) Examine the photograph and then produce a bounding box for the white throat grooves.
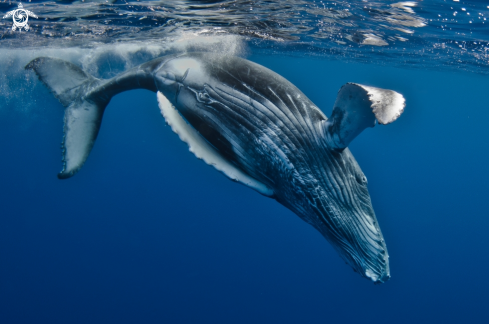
[157,91,274,197]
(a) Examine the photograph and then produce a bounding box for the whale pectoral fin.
[26,57,109,179]
[157,92,274,197]
[324,83,405,150]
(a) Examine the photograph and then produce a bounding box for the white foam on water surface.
[0,33,246,121]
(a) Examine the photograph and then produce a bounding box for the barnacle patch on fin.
[157,91,274,197]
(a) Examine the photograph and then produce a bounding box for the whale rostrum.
[25,53,405,283]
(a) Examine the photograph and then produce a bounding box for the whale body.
[26,53,405,283]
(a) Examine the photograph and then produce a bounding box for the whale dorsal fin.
[323,83,405,151]
[157,92,274,197]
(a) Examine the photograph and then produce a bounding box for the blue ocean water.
[1,1,489,323]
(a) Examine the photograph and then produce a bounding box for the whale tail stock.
[25,56,158,179]
[25,57,112,179]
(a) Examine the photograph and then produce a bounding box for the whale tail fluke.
[26,57,110,179]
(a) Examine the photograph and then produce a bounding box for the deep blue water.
[1,52,488,323]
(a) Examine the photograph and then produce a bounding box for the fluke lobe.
[26,53,405,283]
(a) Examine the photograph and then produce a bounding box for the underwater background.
[1,1,488,323]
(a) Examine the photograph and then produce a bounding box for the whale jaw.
[276,145,390,284]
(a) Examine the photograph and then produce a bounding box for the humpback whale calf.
[26,53,405,283]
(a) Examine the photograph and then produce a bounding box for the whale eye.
[198,91,210,102]
[355,173,368,185]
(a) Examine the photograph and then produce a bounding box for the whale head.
[304,144,390,283]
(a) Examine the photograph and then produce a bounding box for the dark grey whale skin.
[26,52,390,283]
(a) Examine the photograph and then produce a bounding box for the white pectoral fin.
[355,84,405,125]
[324,83,405,150]
[157,92,274,197]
